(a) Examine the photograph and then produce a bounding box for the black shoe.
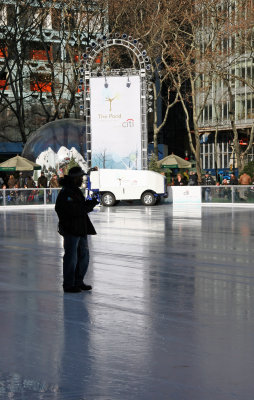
[63,287,82,293]
[79,283,92,291]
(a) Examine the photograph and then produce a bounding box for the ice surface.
[0,204,254,400]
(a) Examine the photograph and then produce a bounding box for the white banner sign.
[90,76,141,169]
[172,186,202,204]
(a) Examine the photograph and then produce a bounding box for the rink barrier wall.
[1,186,254,209]
[164,185,254,206]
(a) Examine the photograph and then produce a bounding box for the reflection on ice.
[0,373,59,398]
[172,204,202,219]
[1,205,254,399]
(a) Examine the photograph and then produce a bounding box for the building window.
[0,71,7,90]
[204,104,213,122]
[200,136,234,171]
[29,43,52,61]
[6,4,16,26]
[246,94,254,119]
[231,36,235,52]
[235,93,245,120]
[209,150,213,169]
[231,68,235,88]
[0,45,7,58]
[51,8,61,30]
[0,5,7,25]
[34,8,52,29]
[223,103,228,118]
[30,74,52,92]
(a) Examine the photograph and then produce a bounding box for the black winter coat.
[55,177,98,237]
[188,174,198,186]
[230,177,239,185]
[202,175,215,185]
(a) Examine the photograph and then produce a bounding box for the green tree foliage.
[148,153,161,173]
[67,156,79,172]
[148,153,172,184]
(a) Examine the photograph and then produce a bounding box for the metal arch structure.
[78,34,153,169]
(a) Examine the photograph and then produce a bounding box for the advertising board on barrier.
[165,186,202,204]
[90,76,141,169]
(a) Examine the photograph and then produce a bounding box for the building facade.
[197,0,254,174]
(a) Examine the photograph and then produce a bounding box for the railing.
[1,186,254,208]
[0,188,61,207]
[201,185,254,204]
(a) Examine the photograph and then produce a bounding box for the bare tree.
[109,0,180,160]
[34,0,107,121]
[0,0,107,144]
[160,0,217,182]
[0,1,46,143]
[110,0,254,179]
[161,0,254,180]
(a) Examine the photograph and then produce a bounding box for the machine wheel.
[141,191,156,206]
[101,192,116,207]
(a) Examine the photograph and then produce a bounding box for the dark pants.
[63,234,89,289]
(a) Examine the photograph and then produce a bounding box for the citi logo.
[122,118,134,128]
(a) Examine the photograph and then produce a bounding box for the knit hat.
[68,166,85,177]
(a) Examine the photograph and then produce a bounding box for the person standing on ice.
[55,166,98,293]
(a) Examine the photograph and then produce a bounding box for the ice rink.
[0,203,254,400]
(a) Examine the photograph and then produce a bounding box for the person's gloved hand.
[91,191,100,202]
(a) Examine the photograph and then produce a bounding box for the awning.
[157,153,192,169]
[0,155,41,171]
